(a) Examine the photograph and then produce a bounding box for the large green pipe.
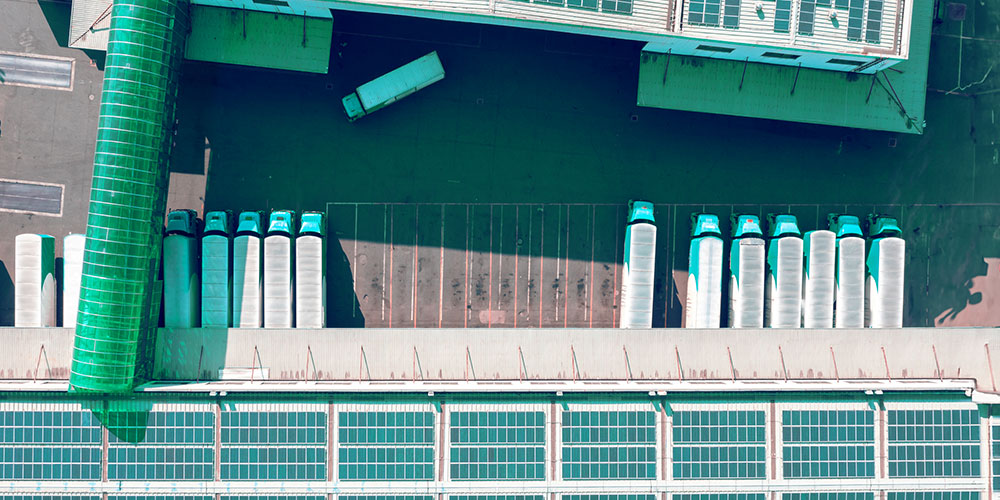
[71,0,189,393]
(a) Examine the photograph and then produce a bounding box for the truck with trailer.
[201,211,233,328]
[829,214,865,328]
[264,210,296,328]
[14,234,56,327]
[802,228,835,328]
[163,210,201,328]
[765,214,803,328]
[866,215,905,328]
[728,215,764,328]
[342,52,445,122]
[686,213,723,328]
[295,212,326,328]
[619,201,656,329]
[233,211,264,328]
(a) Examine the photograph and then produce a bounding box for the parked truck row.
[619,202,905,329]
[11,209,326,329]
[163,209,327,329]
[10,205,905,330]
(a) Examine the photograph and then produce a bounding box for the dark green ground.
[1,0,998,328]
[172,5,1000,328]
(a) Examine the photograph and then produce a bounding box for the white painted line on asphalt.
[438,205,445,329]
[525,206,533,325]
[589,205,596,327]
[564,205,570,327]
[381,204,388,323]
[352,204,358,318]
[412,205,418,326]
[514,206,520,328]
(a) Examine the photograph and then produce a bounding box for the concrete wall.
[3,327,998,392]
[0,327,74,380]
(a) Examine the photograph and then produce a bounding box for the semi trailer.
[14,234,56,327]
[233,211,264,328]
[295,212,326,328]
[829,214,865,328]
[686,213,723,328]
[264,210,296,328]
[866,215,905,328]
[728,215,765,328]
[765,215,803,328]
[202,211,233,328]
[802,229,835,328]
[619,201,656,329]
[163,210,201,328]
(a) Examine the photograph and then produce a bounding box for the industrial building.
[64,0,929,132]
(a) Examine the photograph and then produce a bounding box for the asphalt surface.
[0,0,998,328]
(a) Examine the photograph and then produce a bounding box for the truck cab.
[768,214,801,239]
[299,212,325,237]
[268,210,296,236]
[732,214,763,238]
[628,200,655,224]
[829,214,863,238]
[166,209,200,237]
[691,213,722,238]
[342,93,366,122]
[204,210,233,237]
[236,211,264,237]
[868,215,902,238]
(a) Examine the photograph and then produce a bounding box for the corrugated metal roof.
[322,0,908,58]
[185,4,333,74]
[636,0,928,133]
[68,0,113,50]
[679,0,907,57]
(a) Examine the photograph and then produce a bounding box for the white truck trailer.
[802,229,835,328]
[62,233,85,328]
[14,234,56,327]
[685,214,723,328]
[233,211,264,328]
[765,215,803,328]
[728,215,765,328]
[866,215,905,328]
[295,212,325,328]
[829,214,865,328]
[342,52,445,122]
[201,211,233,328]
[264,210,295,328]
[619,201,656,329]
[163,210,201,328]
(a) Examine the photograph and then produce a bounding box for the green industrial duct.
[71,0,190,393]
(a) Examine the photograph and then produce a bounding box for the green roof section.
[636,0,931,134]
[185,2,333,74]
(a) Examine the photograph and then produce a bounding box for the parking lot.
[1,2,999,328]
